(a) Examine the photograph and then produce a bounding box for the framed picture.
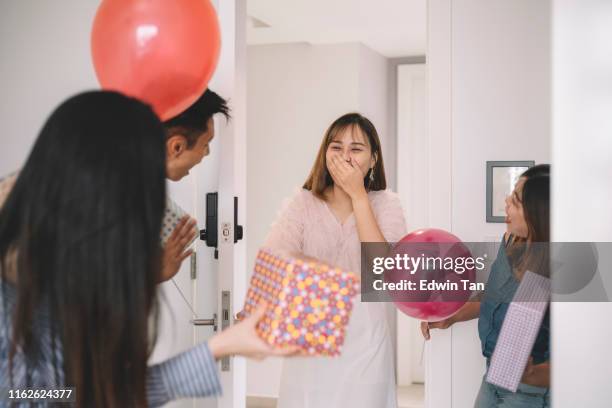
[486,161,535,223]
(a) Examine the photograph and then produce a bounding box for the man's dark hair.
[163,89,230,147]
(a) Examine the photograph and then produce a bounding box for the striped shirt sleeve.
[146,342,222,407]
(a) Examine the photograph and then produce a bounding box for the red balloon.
[91,0,221,120]
[384,229,476,322]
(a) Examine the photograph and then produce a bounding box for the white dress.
[264,188,408,408]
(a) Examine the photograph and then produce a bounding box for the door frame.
[203,0,248,407]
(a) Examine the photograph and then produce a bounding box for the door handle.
[191,313,218,331]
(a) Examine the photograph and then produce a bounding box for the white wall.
[552,0,612,407]
[246,42,394,398]
[425,2,454,405]
[396,63,428,386]
[450,0,551,242]
[0,0,99,176]
[357,43,399,369]
[427,0,551,407]
[359,45,395,190]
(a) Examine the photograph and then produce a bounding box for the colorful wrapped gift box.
[242,248,360,356]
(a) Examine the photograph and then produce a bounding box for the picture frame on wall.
[486,161,535,223]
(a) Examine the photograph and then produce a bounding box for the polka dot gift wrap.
[243,248,360,357]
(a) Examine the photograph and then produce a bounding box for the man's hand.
[160,216,198,282]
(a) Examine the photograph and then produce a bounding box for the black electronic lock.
[200,192,219,257]
[234,196,244,243]
[199,193,244,259]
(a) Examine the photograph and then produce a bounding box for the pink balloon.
[91,0,221,120]
[384,229,476,322]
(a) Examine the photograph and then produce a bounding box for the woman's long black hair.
[508,164,550,279]
[521,166,550,243]
[0,91,166,407]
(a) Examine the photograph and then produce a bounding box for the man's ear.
[166,135,188,158]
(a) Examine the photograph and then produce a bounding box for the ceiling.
[246,0,427,58]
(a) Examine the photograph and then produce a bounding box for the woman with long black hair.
[0,91,293,407]
[422,164,551,407]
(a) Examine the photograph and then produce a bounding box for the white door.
[151,1,248,407]
[0,1,248,407]
[198,0,248,407]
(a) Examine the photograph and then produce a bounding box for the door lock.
[199,192,218,259]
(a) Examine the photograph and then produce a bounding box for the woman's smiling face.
[325,125,374,177]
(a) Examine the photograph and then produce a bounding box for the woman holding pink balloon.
[422,164,551,407]
[264,113,407,408]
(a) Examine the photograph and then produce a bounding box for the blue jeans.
[474,375,549,408]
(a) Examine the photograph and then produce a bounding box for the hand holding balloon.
[420,318,455,340]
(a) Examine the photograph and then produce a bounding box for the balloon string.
[421,340,426,365]
[171,278,198,319]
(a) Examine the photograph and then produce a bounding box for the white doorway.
[243,2,427,407]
